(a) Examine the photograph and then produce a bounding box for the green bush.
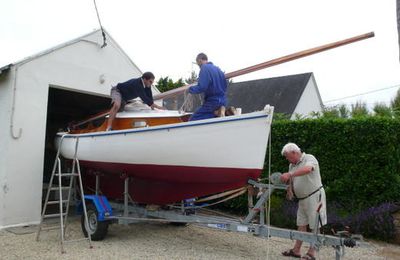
[225,117,400,215]
[268,117,400,211]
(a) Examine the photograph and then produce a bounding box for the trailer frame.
[77,175,367,260]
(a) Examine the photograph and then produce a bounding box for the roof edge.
[0,64,12,75]
[101,28,143,76]
[0,28,147,89]
[233,72,313,85]
[8,29,103,68]
[309,73,324,107]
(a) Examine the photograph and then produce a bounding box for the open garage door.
[43,87,110,183]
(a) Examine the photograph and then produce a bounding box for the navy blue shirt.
[116,78,154,106]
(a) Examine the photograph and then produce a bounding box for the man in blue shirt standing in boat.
[106,72,164,131]
[189,53,228,121]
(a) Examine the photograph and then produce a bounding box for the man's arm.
[144,87,154,104]
[138,86,153,106]
[189,68,210,94]
[144,87,165,110]
[280,166,313,183]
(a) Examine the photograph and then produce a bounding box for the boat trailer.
[78,175,367,260]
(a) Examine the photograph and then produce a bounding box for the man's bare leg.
[106,102,120,131]
[305,227,317,258]
[293,225,307,255]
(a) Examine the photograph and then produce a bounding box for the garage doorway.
[43,87,110,183]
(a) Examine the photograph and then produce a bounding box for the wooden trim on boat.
[70,115,190,134]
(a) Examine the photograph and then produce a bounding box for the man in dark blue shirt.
[106,72,164,131]
[189,53,228,121]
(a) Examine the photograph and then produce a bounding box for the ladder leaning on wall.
[36,134,92,253]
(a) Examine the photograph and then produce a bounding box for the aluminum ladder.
[36,135,92,253]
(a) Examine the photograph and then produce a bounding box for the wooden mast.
[153,32,374,101]
[70,32,374,129]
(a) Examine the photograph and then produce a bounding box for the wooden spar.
[70,32,374,127]
[224,32,374,78]
[153,32,375,101]
[70,111,109,129]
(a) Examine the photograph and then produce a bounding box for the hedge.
[225,117,400,213]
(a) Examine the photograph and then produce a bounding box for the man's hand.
[150,103,166,110]
[280,172,292,184]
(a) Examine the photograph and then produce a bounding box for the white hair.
[281,143,301,156]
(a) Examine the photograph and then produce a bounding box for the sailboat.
[56,102,273,204]
[55,32,373,204]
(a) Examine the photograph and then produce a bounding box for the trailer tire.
[81,203,109,241]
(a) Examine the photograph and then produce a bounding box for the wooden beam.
[153,32,374,101]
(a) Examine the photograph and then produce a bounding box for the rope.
[266,125,272,259]
[179,86,203,113]
[179,88,195,113]
[168,187,247,210]
[196,187,246,203]
[198,189,247,208]
[93,0,107,48]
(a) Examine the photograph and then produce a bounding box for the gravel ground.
[0,216,399,260]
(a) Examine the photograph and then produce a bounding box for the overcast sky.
[1,0,400,107]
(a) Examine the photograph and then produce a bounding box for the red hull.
[80,161,261,204]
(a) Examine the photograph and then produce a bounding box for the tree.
[272,113,291,121]
[391,89,400,118]
[321,106,340,118]
[185,71,198,84]
[155,77,185,93]
[351,101,369,118]
[338,104,350,118]
[373,102,393,118]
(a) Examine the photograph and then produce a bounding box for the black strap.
[295,186,323,201]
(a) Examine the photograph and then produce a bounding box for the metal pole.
[76,157,93,248]
[62,137,78,239]
[260,204,265,225]
[95,174,100,196]
[124,177,129,225]
[58,157,65,253]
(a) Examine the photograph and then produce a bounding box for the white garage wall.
[0,30,145,228]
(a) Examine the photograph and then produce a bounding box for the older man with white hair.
[280,143,327,260]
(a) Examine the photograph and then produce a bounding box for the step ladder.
[36,135,92,253]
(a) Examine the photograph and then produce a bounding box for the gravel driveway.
[0,216,398,259]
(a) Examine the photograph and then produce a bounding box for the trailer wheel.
[81,203,109,241]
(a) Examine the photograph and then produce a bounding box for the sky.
[1,0,400,108]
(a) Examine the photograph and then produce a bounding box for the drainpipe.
[10,64,22,139]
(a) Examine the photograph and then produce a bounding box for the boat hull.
[81,162,260,204]
[56,107,273,204]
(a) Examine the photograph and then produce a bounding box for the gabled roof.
[0,28,142,75]
[227,73,313,115]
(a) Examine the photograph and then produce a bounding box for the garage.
[0,29,158,228]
